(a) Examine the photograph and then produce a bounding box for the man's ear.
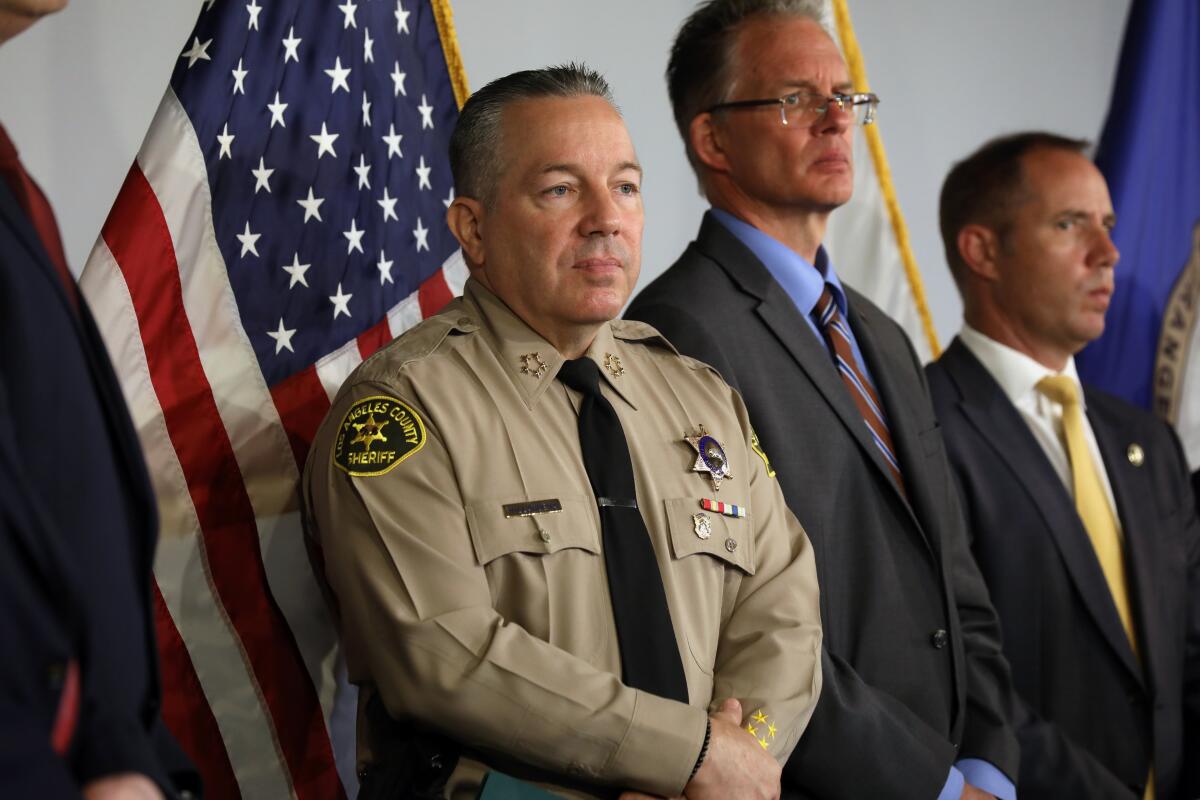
[689,112,732,174]
[957,223,1002,281]
[447,196,486,268]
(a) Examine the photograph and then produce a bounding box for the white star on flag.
[339,1,358,29]
[297,187,325,223]
[310,123,339,158]
[413,216,429,252]
[237,221,261,257]
[282,253,311,289]
[343,219,366,254]
[376,250,394,285]
[267,91,288,127]
[246,0,262,30]
[417,94,434,129]
[361,91,372,127]
[354,155,372,190]
[282,26,301,63]
[382,124,403,159]
[378,187,398,222]
[416,155,432,190]
[325,57,351,94]
[363,28,375,63]
[252,157,274,193]
[395,1,410,33]
[231,58,248,94]
[442,187,455,208]
[217,123,234,159]
[266,318,296,354]
[181,37,213,69]
[329,283,353,319]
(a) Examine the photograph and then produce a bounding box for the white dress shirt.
[958,325,1122,533]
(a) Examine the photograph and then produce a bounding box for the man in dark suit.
[0,3,198,796]
[626,1,1018,797]
[926,131,1200,799]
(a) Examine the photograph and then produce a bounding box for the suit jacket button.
[930,629,949,649]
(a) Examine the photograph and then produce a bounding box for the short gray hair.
[449,63,615,203]
[668,0,828,176]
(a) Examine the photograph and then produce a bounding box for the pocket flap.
[466,494,600,566]
[663,497,755,576]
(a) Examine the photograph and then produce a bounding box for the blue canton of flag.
[177,0,460,386]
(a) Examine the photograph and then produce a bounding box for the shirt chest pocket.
[465,494,610,662]
[663,497,755,675]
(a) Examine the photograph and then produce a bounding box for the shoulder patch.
[333,395,426,477]
[751,430,776,478]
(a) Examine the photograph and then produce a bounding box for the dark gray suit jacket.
[927,337,1200,800]
[627,215,1019,797]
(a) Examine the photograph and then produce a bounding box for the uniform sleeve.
[306,382,707,798]
[707,393,823,764]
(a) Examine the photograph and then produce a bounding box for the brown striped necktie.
[813,284,905,493]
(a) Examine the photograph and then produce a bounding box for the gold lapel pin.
[1126,443,1144,467]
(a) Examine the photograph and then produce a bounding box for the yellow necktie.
[1036,376,1139,654]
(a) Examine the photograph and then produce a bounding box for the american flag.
[78,1,467,796]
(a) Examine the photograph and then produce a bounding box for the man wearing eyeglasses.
[627,1,1018,797]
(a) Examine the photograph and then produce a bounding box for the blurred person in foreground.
[0,1,199,798]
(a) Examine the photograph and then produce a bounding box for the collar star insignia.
[519,352,548,379]
[350,414,388,451]
[685,425,732,491]
[603,352,625,378]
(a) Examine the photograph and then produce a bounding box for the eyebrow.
[538,161,643,177]
[781,79,856,94]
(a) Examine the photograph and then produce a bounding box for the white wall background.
[0,0,1130,347]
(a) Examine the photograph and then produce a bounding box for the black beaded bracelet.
[689,718,713,782]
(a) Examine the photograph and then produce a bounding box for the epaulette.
[610,318,678,351]
[353,300,479,383]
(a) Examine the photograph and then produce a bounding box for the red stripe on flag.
[418,267,453,318]
[153,584,239,799]
[356,317,393,361]
[272,365,333,471]
[103,165,345,800]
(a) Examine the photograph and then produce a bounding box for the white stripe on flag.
[80,240,295,800]
[135,89,355,792]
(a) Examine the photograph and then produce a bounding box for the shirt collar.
[462,278,638,410]
[708,207,848,318]
[958,323,1086,411]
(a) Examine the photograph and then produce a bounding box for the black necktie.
[557,357,689,702]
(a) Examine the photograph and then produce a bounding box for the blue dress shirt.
[709,208,1017,800]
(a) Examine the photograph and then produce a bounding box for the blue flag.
[1077,0,1200,468]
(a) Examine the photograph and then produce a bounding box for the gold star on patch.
[684,425,732,492]
[745,723,759,737]
[767,723,777,739]
[519,352,548,379]
[603,352,625,378]
[751,710,768,725]
[758,736,770,750]
[350,414,388,451]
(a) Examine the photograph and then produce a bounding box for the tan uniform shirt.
[303,280,822,798]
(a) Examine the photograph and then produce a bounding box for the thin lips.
[574,257,622,268]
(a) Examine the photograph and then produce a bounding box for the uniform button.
[930,629,949,649]
[538,529,551,543]
[725,538,738,553]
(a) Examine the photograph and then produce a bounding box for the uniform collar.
[462,278,640,410]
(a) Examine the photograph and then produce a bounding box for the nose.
[1090,226,1119,270]
[815,96,853,135]
[579,188,622,238]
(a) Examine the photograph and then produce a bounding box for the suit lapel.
[0,170,78,326]
[694,217,911,507]
[1088,394,1159,694]
[942,340,1143,683]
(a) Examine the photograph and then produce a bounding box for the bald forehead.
[729,14,848,94]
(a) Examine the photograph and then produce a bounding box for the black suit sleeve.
[1177,450,1200,800]
[629,303,742,393]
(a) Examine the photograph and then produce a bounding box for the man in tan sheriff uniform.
[303,64,822,800]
